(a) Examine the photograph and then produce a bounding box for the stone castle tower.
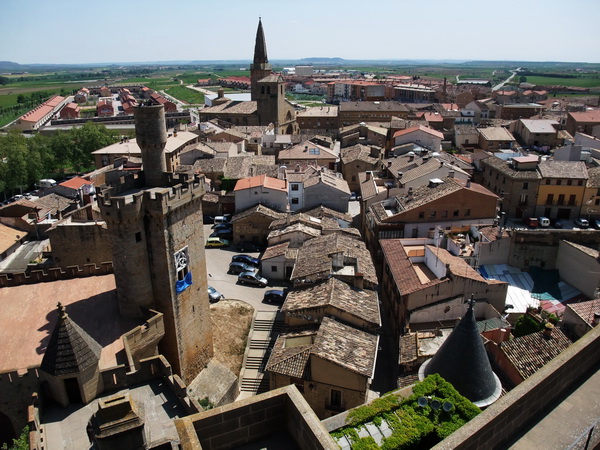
[251,19,298,135]
[98,105,213,384]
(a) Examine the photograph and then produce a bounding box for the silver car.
[208,286,224,302]
[237,271,268,287]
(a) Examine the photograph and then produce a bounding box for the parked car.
[231,254,260,266]
[206,237,230,248]
[208,286,224,303]
[212,223,233,231]
[575,218,590,228]
[238,271,268,287]
[235,241,264,252]
[213,215,232,225]
[538,217,550,227]
[228,261,258,275]
[263,289,287,305]
[593,220,600,230]
[553,219,564,229]
[210,229,233,240]
[203,215,214,224]
[525,217,539,228]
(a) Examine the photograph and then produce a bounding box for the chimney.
[592,312,600,327]
[448,170,455,178]
[217,89,224,98]
[295,164,300,172]
[387,161,392,167]
[543,322,554,338]
[354,273,364,290]
[466,180,471,188]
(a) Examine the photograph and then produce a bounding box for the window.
[271,265,278,272]
[453,209,460,217]
[291,184,299,191]
[558,194,565,205]
[441,210,448,218]
[135,232,142,242]
[465,209,471,217]
[418,211,425,219]
[556,179,562,186]
[330,389,342,408]
[520,194,528,205]
[546,194,554,205]
[567,179,572,186]
[546,179,551,185]
[430,210,436,218]
[523,182,529,190]
[568,194,576,206]
[174,246,189,282]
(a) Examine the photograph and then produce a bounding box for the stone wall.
[48,221,112,268]
[0,263,113,288]
[122,310,165,370]
[175,385,337,450]
[433,325,600,449]
[0,368,41,443]
[508,229,600,270]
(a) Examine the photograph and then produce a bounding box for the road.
[203,225,285,313]
[492,67,521,91]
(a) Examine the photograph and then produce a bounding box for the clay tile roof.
[424,245,489,282]
[478,127,515,142]
[568,110,600,123]
[291,233,377,285]
[481,156,541,181]
[500,327,572,379]
[59,176,93,190]
[380,239,442,295]
[0,223,23,254]
[311,317,378,377]
[393,125,444,140]
[262,241,291,260]
[40,303,102,376]
[233,174,287,192]
[568,299,600,326]
[341,144,379,165]
[537,160,588,179]
[265,329,315,379]
[587,167,600,188]
[283,278,380,327]
[231,204,285,223]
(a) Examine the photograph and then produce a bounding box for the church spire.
[253,18,268,65]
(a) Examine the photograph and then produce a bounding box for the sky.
[1,0,600,65]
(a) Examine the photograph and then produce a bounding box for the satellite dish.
[417,397,428,408]
[431,400,441,411]
[443,402,454,412]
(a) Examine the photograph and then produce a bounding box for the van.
[538,217,550,227]
[38,179,57,189]
[525,217,539,228]
[213,215,231,225]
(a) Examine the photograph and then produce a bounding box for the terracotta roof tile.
[500,327,572,379]
[233,174,287,192]
[283,278,380,327]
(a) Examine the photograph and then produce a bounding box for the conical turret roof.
[253,18,269,64]
[419,298,502,407]
[41,303,102,376]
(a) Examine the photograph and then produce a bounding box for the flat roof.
[0,275,142,371]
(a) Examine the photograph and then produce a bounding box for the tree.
[70,122,119,171]
[513,314,544,337]
[519,75,528,83]
[0,130,29,194]
[1,425,29,450]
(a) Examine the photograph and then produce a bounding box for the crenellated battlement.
[0,367,41,384]
[0,262,113,288]
[99,173,205,219]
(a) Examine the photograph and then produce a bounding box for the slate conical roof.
[253,18,268,64]
[41,303,102,376]
[419,298,502,407]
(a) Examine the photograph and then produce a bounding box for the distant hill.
[0,61,25,72]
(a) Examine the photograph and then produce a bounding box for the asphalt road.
[203,225,286,312]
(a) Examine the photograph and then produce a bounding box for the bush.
[513,314,544,337]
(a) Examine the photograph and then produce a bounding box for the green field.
[522,75,600,88]
[165,86,205,104]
